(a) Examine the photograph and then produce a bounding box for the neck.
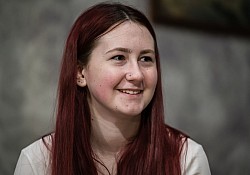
[91,114,141,156]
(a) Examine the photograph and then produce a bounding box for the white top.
[14,137,211,175]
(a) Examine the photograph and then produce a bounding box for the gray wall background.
[0,0,249,174]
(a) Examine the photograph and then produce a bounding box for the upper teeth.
[120,90,141,94]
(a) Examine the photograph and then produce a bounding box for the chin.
[119,110,143,118]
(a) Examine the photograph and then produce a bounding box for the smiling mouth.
[119,89,142,95]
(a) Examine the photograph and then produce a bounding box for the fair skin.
[77,21,157,174]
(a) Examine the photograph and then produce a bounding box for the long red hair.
[50,2,188,175]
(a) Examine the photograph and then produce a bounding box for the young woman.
[14,2,211,175]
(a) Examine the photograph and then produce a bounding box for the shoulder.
[14,135,52,175]
[23,135,52,162]
[181,138,211,175]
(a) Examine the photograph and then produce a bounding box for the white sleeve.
[181,139,211,175]
[14,150,36,175]
[14,138,51,175]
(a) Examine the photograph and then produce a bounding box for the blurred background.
[0,0,249,174]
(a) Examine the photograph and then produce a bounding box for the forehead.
[94,21,154,51]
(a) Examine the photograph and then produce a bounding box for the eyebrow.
[105,47,155,55]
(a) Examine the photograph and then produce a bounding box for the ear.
[76,67,87,87]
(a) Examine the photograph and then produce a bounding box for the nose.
[125,62,144,82]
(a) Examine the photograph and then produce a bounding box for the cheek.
[153,74,158,88]
[87,80,109,103]
[146,69,158,88]
[87,69,118,96]
[97,71,118,89]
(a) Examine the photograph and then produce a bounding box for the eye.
[111,55,125,61]
[140,56,154,62]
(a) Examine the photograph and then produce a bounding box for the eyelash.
[140,56,153,62]
[111,55,154,62]
[111,55,125,61]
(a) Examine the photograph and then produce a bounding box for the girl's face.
[79,21,157,120]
